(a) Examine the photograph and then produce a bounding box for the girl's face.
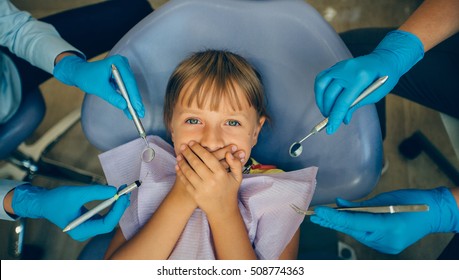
[169,84,265,165]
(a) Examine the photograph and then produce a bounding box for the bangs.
[179,77,248,112]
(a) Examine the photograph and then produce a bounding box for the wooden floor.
[1,0,457,260]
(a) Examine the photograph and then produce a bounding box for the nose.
[200,125,224,152]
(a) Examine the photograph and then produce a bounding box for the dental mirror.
[288,75,389,158]
[289,131,314,157]
[141,137,155,163]
[141,146,155,162]
[289,142,303,158]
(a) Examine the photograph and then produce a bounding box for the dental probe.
[63,180,141,232]
[289,75,389,157]
[111,64,149,147]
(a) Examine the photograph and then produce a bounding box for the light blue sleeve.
[0,179,29,221]
[0,0,82,74]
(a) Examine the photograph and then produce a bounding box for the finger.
[343,108,355,125]
[122,107,133,120]
[310,215,370,243]
[175,164,193,187]
[186,142,223,174]
[321,80,344,117]
[176,165,197,197]
[100,193,131,230]
[219,159,230,170]
[325,80,369,134]
[211,145,237,161]
[69,194,131,242]
[226,152,243,182]
[111,55,144,118]
[335,197,365,208]
[312,206,382,232]
[337,194,390,208]
[101,85,127,111]
[234,150,246,163]
[177,153,204,186]
[78,185,118,205]
[314,70,333,117]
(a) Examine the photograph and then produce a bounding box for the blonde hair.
[163,50,269,130]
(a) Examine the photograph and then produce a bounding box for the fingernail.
[180,144,186,151]
[231,145,237,152]
[238,151,246,159]
[189,141,195,146]
[176,155,182,161]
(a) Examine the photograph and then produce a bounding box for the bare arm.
[105,179,197,259]
[399,0,459,51]
[3,189,14,216]
[105,145,245,259]
[207,207,257,260]
[451,188,459,209]
[278,229,300,260]
[178,143,258,259]
[104,227,126,259]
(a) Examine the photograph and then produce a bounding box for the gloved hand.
[12,184,130,242]
[310,187,459,254]
[53,54,144,119]
[314,30,424,134]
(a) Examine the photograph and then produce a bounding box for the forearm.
[1,180,29,221]
[399,0,459,51]
[3,189,14,216]
[108,186,196,259]
[450,188,459,209]
[207,210,257,260]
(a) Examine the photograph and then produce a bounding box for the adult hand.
[315,30,424,134]
[310,187,459,254]
[176,141,243,217]
[53,54,144,119]
[12,184,130,242]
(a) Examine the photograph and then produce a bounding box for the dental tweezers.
[290,203,429,215]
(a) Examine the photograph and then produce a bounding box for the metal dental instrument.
[111,64,155,162]
[63,180,142,232]
[289,75,389,157]
[290,203,429,216]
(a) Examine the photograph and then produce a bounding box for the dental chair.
[79,0,383,259]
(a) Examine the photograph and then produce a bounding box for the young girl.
[102,50,316,260]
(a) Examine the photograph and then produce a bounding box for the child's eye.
[185,118,201,125]
[226,120,241,126]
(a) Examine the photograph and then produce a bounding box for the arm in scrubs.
[311,0,459,254]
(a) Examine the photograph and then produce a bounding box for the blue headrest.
[82,0,382,205]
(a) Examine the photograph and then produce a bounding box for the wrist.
[170,183,197,210]
[54,51,81,66]
[53,55,86,86]
[11,185,47,219]
[374,30,424,76]
[431,187,459,233]
[206,204,241,224]
[4,189,15,217]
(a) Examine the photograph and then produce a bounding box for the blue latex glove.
[53,54,144,119]
[315,30,424,134]
[12,184,130,242]
[310,187,459,254]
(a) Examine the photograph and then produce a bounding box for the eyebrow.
[176,108,252,121]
